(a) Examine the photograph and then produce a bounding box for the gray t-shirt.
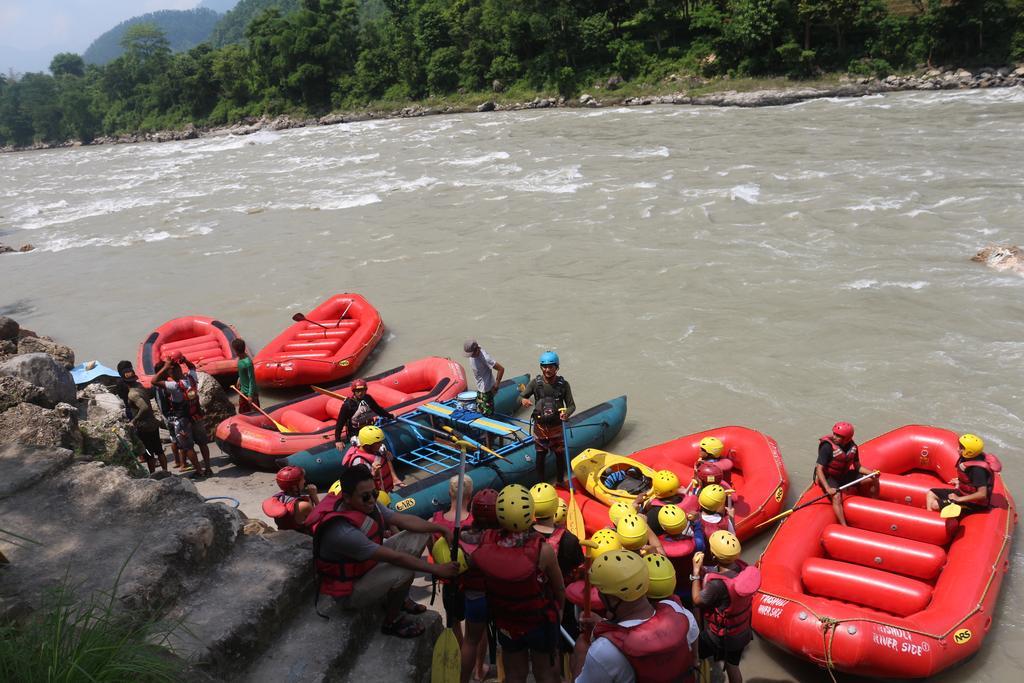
[469,348,497,392]
[319,504,396,563]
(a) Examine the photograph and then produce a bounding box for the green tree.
[50,53,86,78]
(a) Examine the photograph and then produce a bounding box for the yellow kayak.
[571,448,658,506]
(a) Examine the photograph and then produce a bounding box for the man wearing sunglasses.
[333,378,395,450]
[311,464,459,638]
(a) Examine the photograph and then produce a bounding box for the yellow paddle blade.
[699,658,712,683]
[231,385,294,432]
[940,503,962,519]
[566,494,586,540]
[430,627,460,683]
[755,508,794,529]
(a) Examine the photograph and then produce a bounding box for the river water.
[2,88,1022,680]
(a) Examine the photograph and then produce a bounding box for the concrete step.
[338,611,441,683]
[163,530,313,678]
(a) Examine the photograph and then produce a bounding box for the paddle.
[560,412,586,541]
[441,425,505,459]
[755,470,880,529]
[431,439,468,683]
[230,386,294,433]
[940,502,963,519]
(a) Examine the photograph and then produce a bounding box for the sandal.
[381,616,425,639]
[401,599,427,615]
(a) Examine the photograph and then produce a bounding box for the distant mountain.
[208,0,301,48]
[198,0,240,11]
[209,0,387,48]
[83,8,222,65]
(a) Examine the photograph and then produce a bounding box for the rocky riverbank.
[3,65,1022,153]
[0,316,441,682]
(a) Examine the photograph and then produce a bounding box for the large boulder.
[17,335,75,369]
[197,372,233,436]
[0,402,80,450]
[0,352,76,406]
[0,316,17,341]
[77,382,128,423]
[0,375,52,412]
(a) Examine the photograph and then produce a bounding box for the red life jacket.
[699,513,732,536]
[957,453,1000,504]
[343,445,395,492]
[660,533,695,559]
[310,502,384,597]
[262,492,311,533]
[819,436,859,479]
[473,529,557,637]
[702,561,761,638]
[592,602,695,683]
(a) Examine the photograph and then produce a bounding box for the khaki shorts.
[336,531,430,609]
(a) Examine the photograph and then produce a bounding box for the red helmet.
[695,461,724,486]
[276,466,305,491]
[832,421,855,440]
[352,379,368,391]
[471,488,500,528]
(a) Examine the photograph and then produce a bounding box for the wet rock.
[17,335,75,369]
[579,93,593,105]
[197,371,233,437]
[476,100,496,112]
[0,375,51,412]
[0,352,76,405]
[0,402,80,450]
[0,340,16,362]
[972,244,1024,276]
[0,316,18,341]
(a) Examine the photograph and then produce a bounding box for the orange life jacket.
[310,502,384,598]
[593,602,695,683]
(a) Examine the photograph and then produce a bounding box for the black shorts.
[137,428,163,458]
[441,582,465,623]
[819,470,860,493]
[930,488,987,514]
[497,621,557,654]
[699,629,750,665]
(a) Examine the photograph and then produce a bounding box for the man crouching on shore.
[308,464,459,638]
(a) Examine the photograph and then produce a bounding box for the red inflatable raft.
[563,426,790,539]
[136,316,240,386]
[215,356,465,469]
[254,293,383,388]
[753,425,1017,679]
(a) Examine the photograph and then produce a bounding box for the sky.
[0,1,226,74]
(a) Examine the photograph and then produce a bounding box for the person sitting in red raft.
[262,465,319,533]
[343,424,405,492]
[926,433,1001,515]
[815,421,878,526]
[692,436,733,487]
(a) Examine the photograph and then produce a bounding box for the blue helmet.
[539,351,559,366]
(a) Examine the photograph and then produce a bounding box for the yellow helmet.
[553,498,568,525]
[588,529,622,558]
[615,513,649,551]
[644,553,677,599]
[652,470,680,498]
[430,536,469,573]
[496,484,534,531]
[699,436,724,457]
[530,482,559,519]
[358,425,385,447]
[328,479,342,496]
[377,490,391,506]
[958,433,984,458]
[608,501,634,526]
[589,550,650,602]
[657,504,688,535]
[699,484,734,513]
[709,530,742,562]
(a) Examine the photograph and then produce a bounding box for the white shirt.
[468,348,497,392]
[575,601,699,683]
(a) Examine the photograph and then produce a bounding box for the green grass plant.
[0,564,183,682]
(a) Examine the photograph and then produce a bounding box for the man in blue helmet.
[520,351,575,483]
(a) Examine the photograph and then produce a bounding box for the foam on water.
[841,279,931,290]
[729,184,760,203]
[443,151,511,166]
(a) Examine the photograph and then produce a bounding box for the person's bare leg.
[832,492,848,526]
[529,648,559,683]
[725,662,743,683]
[502,650,529,683]
[460,621,485,683]
[475,628,489,680]
[926,490,941,512]
[198,441,212,474]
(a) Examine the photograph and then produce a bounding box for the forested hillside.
[208,0,302,47]
[82,9,223,65]
[2,0,1023,149]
